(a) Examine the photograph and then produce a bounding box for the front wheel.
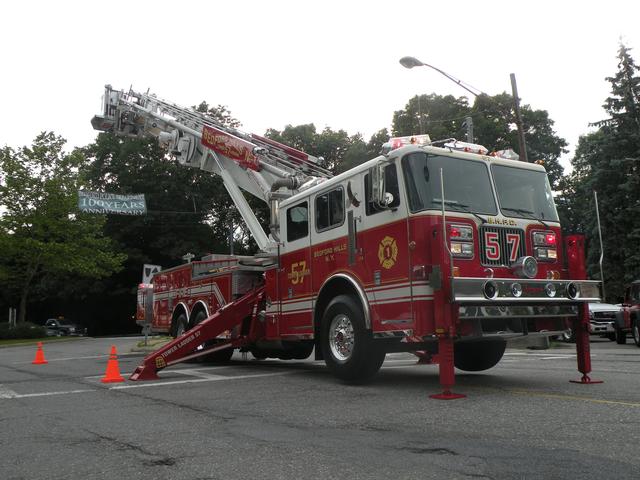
[321,295,385,383]
[632,320,640,348]
[454,339,507,372]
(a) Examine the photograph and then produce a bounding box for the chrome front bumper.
[452,278,601,304]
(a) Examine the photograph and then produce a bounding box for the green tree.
[392,93,470,140]
[559,44,640,298]
[265,124,377,175]
[392,92,568,188]
[0,133,126,323]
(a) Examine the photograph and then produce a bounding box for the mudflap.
[130,286,265,381]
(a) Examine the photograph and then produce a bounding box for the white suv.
[560,302,621,342]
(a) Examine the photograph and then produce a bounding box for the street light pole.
[400,56,530,162]
[399,56,482,97]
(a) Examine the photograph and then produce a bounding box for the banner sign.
[78,191,146,215]
[201,125,260,171]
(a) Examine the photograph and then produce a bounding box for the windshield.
[401,152,497,215]
[491,164,559,222]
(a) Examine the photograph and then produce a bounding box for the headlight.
[449,224,474,258]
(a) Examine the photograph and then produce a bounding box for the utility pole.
[464,116,474,143]
[510,73,529,162]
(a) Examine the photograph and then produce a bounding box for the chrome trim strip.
[317,273,371,329]
[459,304,578,319]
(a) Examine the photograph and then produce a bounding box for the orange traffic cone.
[101,345,125,383]
[32,342,48,365]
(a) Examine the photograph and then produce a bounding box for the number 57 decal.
[484,232,521,263]
[289,261,309,284]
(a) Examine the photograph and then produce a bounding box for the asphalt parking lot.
[1,336,639,480]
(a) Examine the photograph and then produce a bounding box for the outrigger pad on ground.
[569,375,603,384]
[430,391,467,400]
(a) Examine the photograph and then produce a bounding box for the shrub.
[0,322,47,340]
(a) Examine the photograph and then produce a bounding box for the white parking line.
[14,352,141,365]
[0,384,19,398]
[504,352,578,357]
[0,384,95,399]
[109,371,295,390]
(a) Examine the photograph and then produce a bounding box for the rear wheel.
[192,310,234,363]
[321,295,385,383]
[615,327,627,344]
[632,320,640,347]
[172,313,188,338]
[454,339,506,372]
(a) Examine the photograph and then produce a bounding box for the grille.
[592,311,617,321]
[479,227,526,266]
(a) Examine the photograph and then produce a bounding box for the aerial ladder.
[92,85,331,253]
[92,85,331,379]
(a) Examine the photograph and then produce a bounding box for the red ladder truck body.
[93,86,602,396]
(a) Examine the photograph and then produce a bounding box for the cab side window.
[287,202,309,242]
[316,187,344,232]
[364,164,400,215]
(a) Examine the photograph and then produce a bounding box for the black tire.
[606,333,616,341]
[615,327,627,345]
[251,350,268,360]
[632,320,640,348]
[321,295,385,383]
[454,339,506,372]
[172,313,188,338]
[191,310,234,363]
[284,342,314,360]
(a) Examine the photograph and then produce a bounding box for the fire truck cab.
[263,137,600,382]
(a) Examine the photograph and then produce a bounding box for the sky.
[1,0,639,173]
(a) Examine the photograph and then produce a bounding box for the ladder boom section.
[91,85,331,201]
[129,285,266,381]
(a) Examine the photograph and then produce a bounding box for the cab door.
[360,162,413,332]
[278,199,313,336]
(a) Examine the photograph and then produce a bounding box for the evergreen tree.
[559,44,640,299]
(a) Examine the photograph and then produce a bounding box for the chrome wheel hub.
[329,314,354,362]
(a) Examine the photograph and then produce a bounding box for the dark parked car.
[44,318,86,336]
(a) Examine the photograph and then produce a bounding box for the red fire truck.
[93,86,602,398]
